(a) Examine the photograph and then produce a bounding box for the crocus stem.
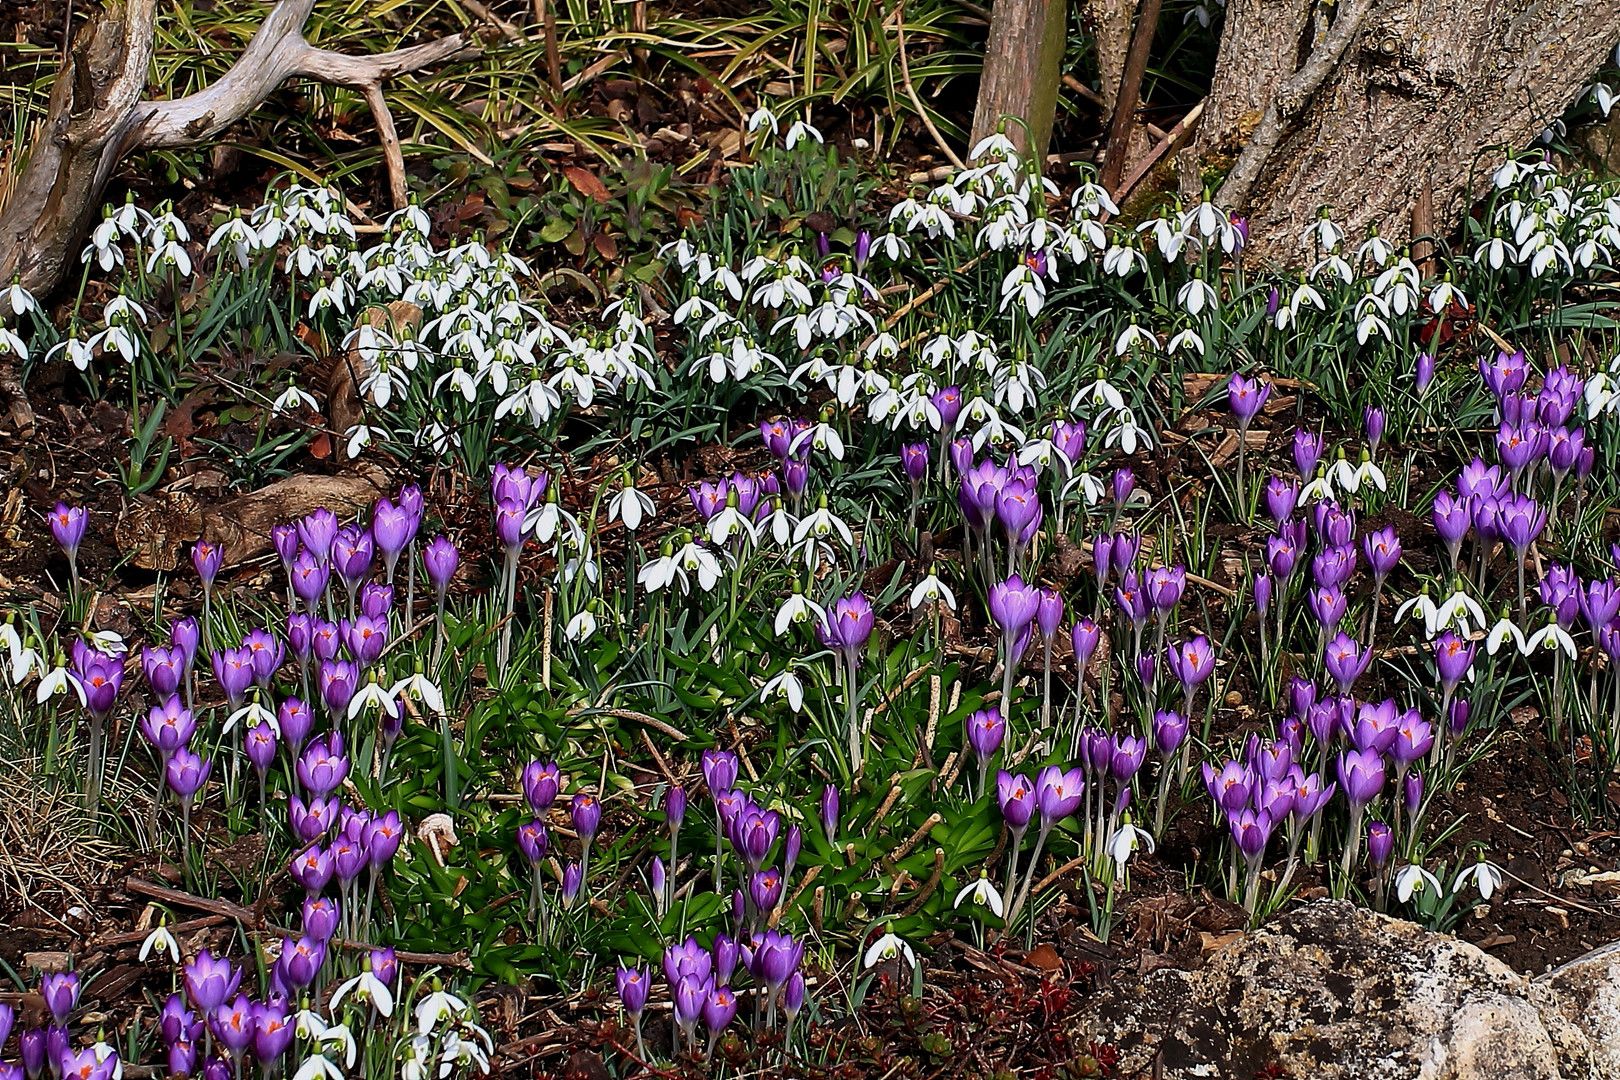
[847,654,863,776]
[406,539,417,632]
[87,714,103,820]
[1004,823,1050,931]
[1242,856,1263,915]
[1153,762,1172,837]
[1041,640,1053,730]
[1338,805,1365,897]
[1003,827,1024,907]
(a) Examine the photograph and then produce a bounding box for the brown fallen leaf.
[562,165,610,203]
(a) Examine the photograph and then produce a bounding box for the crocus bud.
[1416,353,1435,394]
[665,786,687,835]
[1253,572,1272,616]
[820,785,839,844]
[1404,769,1425,815]
[571,793,601,842]
[1112,467,1135,507]
[1364,406,1386,452]
[561,863,583,908]
[192,540,223,590]
[1366,821,1393,867]
[40,974,78,1026]
[423,536,459,595]
[616,966,650,1018]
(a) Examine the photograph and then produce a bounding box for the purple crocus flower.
[601,966,648,1039]
[289,549,330,611]
[1264,476,1298,523]
[988,576,1041,635]
[821,593,876,668]
[749,866,785,913]
[901,443,930,484]
[423,535,459,596]
[1227,374,1270,427]
[143,645,185,698]
[1323,633,1373,693]
[1480,349,1527,399]
[242,629,284,687]
[1390,710,1434,767]
[1350,699,1400,755]
[522,760,562,813]
[1071,618,1100,672]
[820,784,839,844]
[209,647,254,709]
[1266,532,1300,581]
[252,1002,294,1065]
[1228,809,1273,860]
[516,820,548,864]
[317,659,358,716]
[296,735,349,797]
[301,896,341,945]
[1311,545,1357,589]
[1112,467,1135,507]
[571,793,602,842]
[340,615,387,666]
[1496,492,1546,556]
[1165,636,1216,694]
[1145,564,1186,613]
[1114,572,1151,630]
[1034,765,1085,825]
[166,747,211,804]
[1307,585,1348,632]
[298,509,339,562]
[1363,528,1401,583]
[1293,429,1323,480]
[244,721,277,778]
[1581,577,1620,634]
[48,503,87,560]
[371,498,412,578]
[40,974,78,1026]
[997,770,1036,831]
[184,952,241,1013]
[1337,749,1385,808]
[1153,710,1188,757]
[191,540,223,591]
[331,525,374,592]
[1433,632,1475,694]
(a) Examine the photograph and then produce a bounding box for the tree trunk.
[1184,0,1620,263]
[970,0,1068,162]
[0,0,478,298]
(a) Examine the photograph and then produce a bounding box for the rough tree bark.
[0,0,480,298]
[1182,0,1620,264]
[969,0,1067,161]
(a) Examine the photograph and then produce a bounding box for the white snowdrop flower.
[388,671,445,714]
[344,423,383,459]
[863,930,916,969]
[329,968,395,1018]
[416,989,470,1036]
[1113,322,1157,356]
[1301,214,1344,251]
[1177,277,1218,315]
[1071,374,1125,413]
[789,421,845,460]
[1103,409,1151,455]
[224,698,278,736]
[784,120,823,148]
[761,669,805,713]
[1394,864,1442,903]
[873,232,911,261]
[138,923,180,962]
[1166,328,1205,355]
[37,664,86,706]
[1452,859,1504,901]
[1594,83,1618,118]
[1102,244,1147,277]
[793,504,855,548]
[953,874,1004,916]
[775,591,827,636]
[1427,279,1466,312]
[908,572,956,611]
[1,623,41,683]
[608,481,655,532]
[1,280,36,317]
[0,327,27,361]
[347,680,400,722]
[706,504,760,547]
[747,107,780,135]
[1109,822,1156,875]
[273,382,320,414]
[564,610,598,643]
[1356,231,1394,267]
[207,216,261,269]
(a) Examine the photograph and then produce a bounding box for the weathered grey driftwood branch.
[0,0,480,297]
